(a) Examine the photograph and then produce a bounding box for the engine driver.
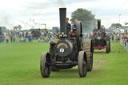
[70,18,78,37]
[66,18,71,36]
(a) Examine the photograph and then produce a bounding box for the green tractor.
[40,8,93,78]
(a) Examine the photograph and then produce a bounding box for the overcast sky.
[0,0,128,29]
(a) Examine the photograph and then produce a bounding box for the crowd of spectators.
[0,31,33,43]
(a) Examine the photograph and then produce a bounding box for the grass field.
[0,41,128,85]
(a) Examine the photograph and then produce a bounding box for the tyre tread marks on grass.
[93,53,107,71]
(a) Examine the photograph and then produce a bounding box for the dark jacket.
[72,24,77,31]
[66,22,71,35]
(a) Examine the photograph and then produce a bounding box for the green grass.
[0,41,128,85]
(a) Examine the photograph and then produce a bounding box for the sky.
[0,0,128,29]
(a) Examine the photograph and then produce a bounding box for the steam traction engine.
[40,8,93,78]
[92,19,110,53]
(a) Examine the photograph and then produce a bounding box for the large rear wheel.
[78,51,87,77]
[40,52,51,78]
[82,39,93,71]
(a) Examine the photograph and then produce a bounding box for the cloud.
[65,0,128,27]
[0,0,128,29]
[0,0,65,29]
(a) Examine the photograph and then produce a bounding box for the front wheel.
[106,41,110,53]
[109,41,111,52]
[40,52,51,78]
[78,51,87,77]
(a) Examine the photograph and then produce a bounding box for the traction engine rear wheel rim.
[78,51,87,77]
[40,52,51,78]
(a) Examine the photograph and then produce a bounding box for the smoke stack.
[97,19,101,30]
[59,8,66,34]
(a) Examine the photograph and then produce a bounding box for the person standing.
[5,35,9,43]
[112,34,114,41]
[66,18,71,37]
[69,18,78,37]
[10,35,13,43]
[30,35,33,42]
[28,32,31,42]
[72,19,78,34]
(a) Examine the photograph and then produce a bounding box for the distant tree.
[111,23,122,28]
[71,8,96,32]
[125,22,128,25]
[13,25,22,31]
[14,26,18,31]
[18,25,22,31]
